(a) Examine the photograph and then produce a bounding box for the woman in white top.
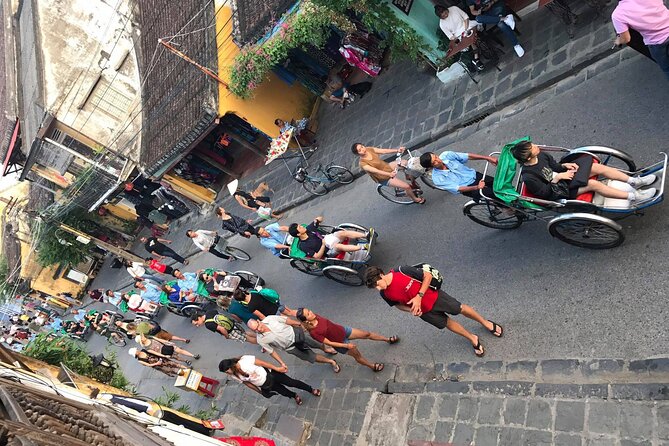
[219,355,320,405]
[435,4,484,71]
[123,259,161,282]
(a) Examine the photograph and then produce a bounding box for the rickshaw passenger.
[162,283,197,304]
[510,140,656,202]
[288,216,368,259]
[419,151,498,201]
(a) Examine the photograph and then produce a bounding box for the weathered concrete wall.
[36,0,141,158]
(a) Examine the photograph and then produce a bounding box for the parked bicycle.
[377,149,436,204]
[293,159,354,196]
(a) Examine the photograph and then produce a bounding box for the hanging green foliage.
[229,0,428,98]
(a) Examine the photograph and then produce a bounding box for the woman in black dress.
[233,182,282,219]
[510,140,656,203]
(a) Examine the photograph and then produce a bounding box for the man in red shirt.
[296,307,399,372]
[364,265,502,357]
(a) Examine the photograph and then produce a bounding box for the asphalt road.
[88,51,669,383]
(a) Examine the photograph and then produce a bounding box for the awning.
[2,119,21,176]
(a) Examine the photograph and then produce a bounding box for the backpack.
[205,314,234,332]
[253,287,280,304]
[398,263,444,290]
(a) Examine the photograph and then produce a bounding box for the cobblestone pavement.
[212,357,669,445]
[91,1,625,293]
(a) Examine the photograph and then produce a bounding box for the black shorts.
[420,290,462,329]
[161,345,175,356]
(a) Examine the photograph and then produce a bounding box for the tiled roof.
[135,0,218,173]
[231,0,296,45]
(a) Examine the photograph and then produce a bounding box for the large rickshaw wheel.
[336,223,369,233]
[233,270,266,287]
[290,259,324,276]
[322,266,364,286]
[463,200,523,230]
[561,147,637,172]
[547,214,624,249]
[180,304,202,318]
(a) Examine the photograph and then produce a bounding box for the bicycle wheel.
[108,332,126,347]
[326,165,354,184]
[420,172,438,190]
[377,184,415,205]
[547,214,624,249]
[225,246,251,261]
[302,178,328,196]
[290,259,324,276]
[463,200,523,230]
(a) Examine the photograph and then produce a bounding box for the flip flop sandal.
[387,336,400,344]
[416,198,427,205]
[488,320,504,337]
[472,338,485,357]
[373,363,385,372]
[332,361,341,373]
[294,395,303,405]
[311,388,321,397]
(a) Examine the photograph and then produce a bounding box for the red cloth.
[215,437,276,446]
[148,259,166,273]
[383,270,438,313]
[309,314,347,343]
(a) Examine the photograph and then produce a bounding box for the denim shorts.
[334,326,354,354]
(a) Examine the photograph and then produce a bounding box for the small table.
[174,368,220,398]
[445,30,478,60]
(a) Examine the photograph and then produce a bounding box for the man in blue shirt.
[173,269,199,293]
[419,151,497,201]
[134,280,163,303]
[257,223,290,256]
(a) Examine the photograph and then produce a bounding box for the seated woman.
[161,283,197,304]
[274,118,315,146]
[124,292,160,314]
[510,140,656,203]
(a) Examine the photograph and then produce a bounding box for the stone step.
[392,358,669,386]
[273,413,312,446]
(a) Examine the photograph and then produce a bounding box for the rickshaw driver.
[257,223,291,256]
[287,216,369,259]
[419,151,498,201]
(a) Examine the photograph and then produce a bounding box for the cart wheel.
[562,147,636,172]
[547,214,624,249]
[181,305,202,318]
[377,184,415,204]
[463,200,523,230]
[233,271,265,287]
[290,259,324,276]
[303,178,328,196]
[165,305,181,316]
[420,172,438,190]
[108,332,127,347]
[327,165,354,184]
[133,314,152,321]
[322,266,363,286]
[225,246,251,261]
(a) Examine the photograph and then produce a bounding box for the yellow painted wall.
[163,173,216,204]
[30,262,89,299]
[214,1,314,138]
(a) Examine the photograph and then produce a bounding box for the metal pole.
[58,223,144,263]
[159,39,230,88]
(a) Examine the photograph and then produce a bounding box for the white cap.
[128,347,137,356]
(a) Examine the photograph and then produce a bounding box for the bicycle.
[293,160,354,196]
[376,149,437,204]
[221,244,251,261]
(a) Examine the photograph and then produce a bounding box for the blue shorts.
[334,326,354,354]
[378,179,389,187]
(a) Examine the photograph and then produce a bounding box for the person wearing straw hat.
[128,347,189,377]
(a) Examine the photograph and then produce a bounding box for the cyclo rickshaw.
[161,269,265,318]
[280,223,377,286]
[460,138,667,249]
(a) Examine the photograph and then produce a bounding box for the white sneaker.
[514,44,525,57]
[631,187,657,202]
[503,14,516,30]
[629,174,657,189]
